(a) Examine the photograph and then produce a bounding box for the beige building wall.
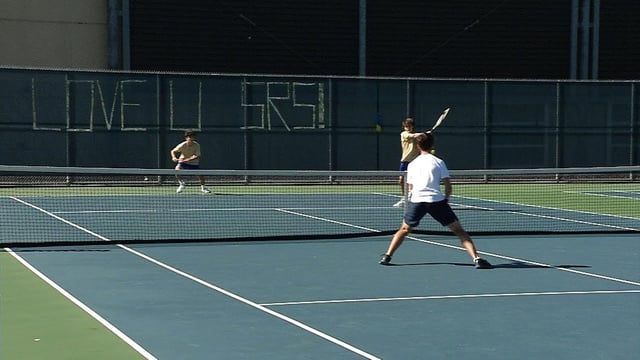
[0,0,108,69]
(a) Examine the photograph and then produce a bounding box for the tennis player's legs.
[393,162,411,207]
[430,200,482,261]
[381,201,490,267]
[383,201,429,258]
[397,161,410,194]
[175,162,197,184]
[175,163,210,193]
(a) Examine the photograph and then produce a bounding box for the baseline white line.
[8,196,381,360]
[4,248,158,360]
[260,289,640,306]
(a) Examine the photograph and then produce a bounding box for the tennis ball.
[430,149,436,155]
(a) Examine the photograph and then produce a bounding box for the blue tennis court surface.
[7,232,639,359]
[2,186,639,359]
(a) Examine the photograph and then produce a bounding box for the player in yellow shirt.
[394,118,422,207]
[170,130,211,193]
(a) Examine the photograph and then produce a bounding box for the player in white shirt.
[380,132,491,269]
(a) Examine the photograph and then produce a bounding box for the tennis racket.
[426,108,450,133]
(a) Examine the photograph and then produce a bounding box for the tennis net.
[1,165,638,247]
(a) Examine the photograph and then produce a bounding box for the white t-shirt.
[406,153,450,203]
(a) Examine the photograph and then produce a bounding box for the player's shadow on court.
[491,261,591,269]
[388,262,474,267]
[389,261,591,269]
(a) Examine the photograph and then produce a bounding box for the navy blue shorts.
[177,163,200,170]
[403,200,458,228]
[399,162,410,171]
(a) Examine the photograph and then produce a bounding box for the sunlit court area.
[1,1,639,359]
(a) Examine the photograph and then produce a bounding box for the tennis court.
[1,166,639,359]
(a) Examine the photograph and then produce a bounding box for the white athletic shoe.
[393,198,406,208]
[176,183,185,193]
[201,186,211,194]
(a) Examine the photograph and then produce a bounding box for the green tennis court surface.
[1,166,638,358]
[0,251,147,360]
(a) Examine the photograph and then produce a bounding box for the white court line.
[453,196,640,230]
[52,206,395,214]
[54,209,160,214]
[563,190,640,201]
[260,289,640,307]
[7,196,382,360]
[453,202,638,231]
[276,208,384,232]
[373,192,401,199]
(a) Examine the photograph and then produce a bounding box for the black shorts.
[177,163,200,170]
[403,200,458,228]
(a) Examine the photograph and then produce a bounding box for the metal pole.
[555,82,561,169]
[108,0,120,69]
[328,78,335,171]
[358,0,367,76]
[630,83,636,168]
[591,0,600,79]
[122,0,131,70]
[580,0,591,79]
[484,81,489,170]
[569,0,579,79]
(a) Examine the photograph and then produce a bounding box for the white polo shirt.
[406,153,450,203]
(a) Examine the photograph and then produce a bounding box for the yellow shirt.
[172,141,201,165]
[400,131,419,162]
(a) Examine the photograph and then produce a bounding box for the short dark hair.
[416,132,434,151]
[402,118,415,128]
[184,130,196,138]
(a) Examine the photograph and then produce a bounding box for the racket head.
[427,107,450,133]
